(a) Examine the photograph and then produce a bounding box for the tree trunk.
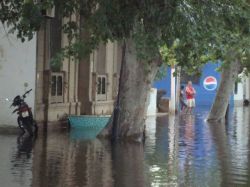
[99,38,160,141]
[207,60,241,121]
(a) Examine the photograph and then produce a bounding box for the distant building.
[154,62,250,111]
[234,69,250,106]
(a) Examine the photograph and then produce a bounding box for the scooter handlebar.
[25,89,32,95]
[23,89,32,98]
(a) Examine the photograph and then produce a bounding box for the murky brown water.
[1,107,250,187]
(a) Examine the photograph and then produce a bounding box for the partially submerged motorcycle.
[11,89,38,136]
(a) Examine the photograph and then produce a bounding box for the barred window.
[51,72,64,103]
[96,75,107,101]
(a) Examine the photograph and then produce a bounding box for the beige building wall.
[78,55,91,115]
[35,22,48,123]
[78,41,121,116]
[35,11,122,123]
[35,15,80,124]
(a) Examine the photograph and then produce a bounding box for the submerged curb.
[0,125,19,135]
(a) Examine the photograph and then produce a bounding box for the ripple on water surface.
[0,135,33,187]
[1,107,250,187]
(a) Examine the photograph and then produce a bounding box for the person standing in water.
[185,81,196,114]
[180,85,187,112]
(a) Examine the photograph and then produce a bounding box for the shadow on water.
[2,106,250,186]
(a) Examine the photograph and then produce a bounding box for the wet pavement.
[1,106,250,187]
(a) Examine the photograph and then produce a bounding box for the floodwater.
[1,107,250,187]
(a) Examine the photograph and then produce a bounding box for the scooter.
[11,89,38,136]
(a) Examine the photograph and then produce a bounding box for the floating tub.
[68,115,110,140]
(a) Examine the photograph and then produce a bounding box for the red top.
[185,86,196,99]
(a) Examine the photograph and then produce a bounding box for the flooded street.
[1,107,250,187]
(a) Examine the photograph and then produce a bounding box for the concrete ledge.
[0,125,19,135]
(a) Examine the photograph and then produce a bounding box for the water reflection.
[145,115,178,186]
[112,142,149,187]
[178,107,250,187]
[31,129,149,187]
[16,134,35,159]
[2,107,250,186]
[12,134,36,186]
[178,112,221,187]
[207,107,250,187]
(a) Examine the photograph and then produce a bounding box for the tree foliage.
[1,0,250,73]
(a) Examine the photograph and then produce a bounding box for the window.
[96,75,107,101]
[51,72,64,103]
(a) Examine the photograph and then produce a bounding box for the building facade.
[35,11,122,124]
[35,13,81,123]
[154,62,250,111]
[78,41,122,116]
[234,69,250,106]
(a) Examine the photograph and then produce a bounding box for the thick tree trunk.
[207,60,241,121]
[99,38,160,141]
